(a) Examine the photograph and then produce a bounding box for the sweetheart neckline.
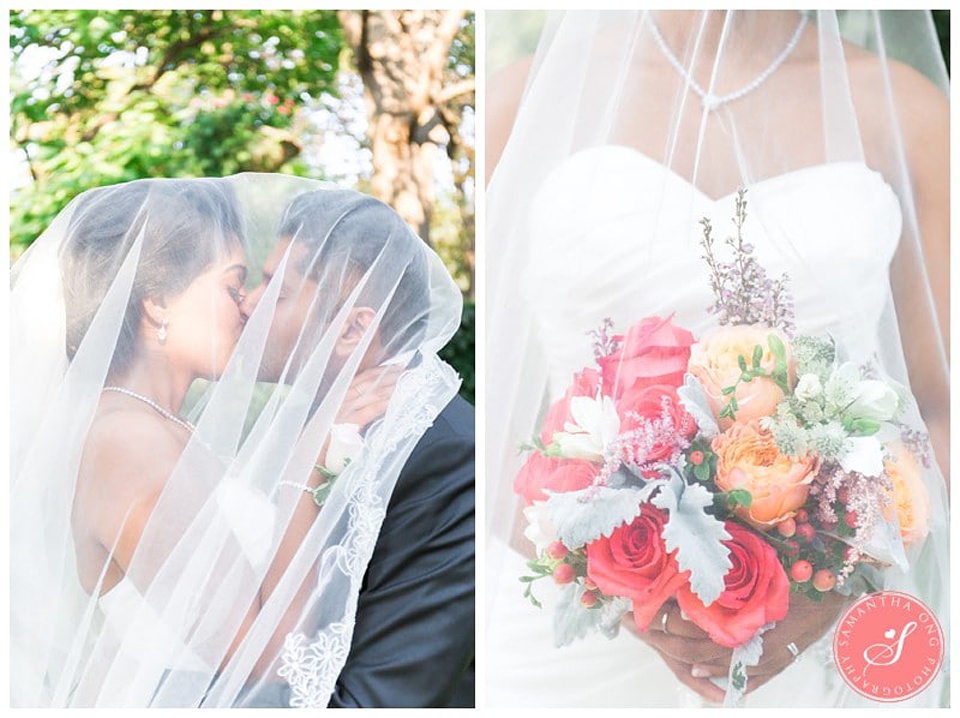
[566,144,893,204]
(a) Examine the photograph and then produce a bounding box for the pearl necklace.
[647,14,807,112]
[102,386,196,434]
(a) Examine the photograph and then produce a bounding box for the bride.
[10,174,464,706]
[485,10,948,707]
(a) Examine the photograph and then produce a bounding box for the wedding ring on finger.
[786,642,800,661]
[660,608,671,636]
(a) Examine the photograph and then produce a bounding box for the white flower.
[794,373,823,402]
[846,379,900,422]
[325,423,364,475]
[823,363,860,412]
[553,394,620,461]
[838,436,885,477]
[522,502,557,553]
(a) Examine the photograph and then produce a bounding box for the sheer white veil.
[486,10,948,707]
[10,174,462,707]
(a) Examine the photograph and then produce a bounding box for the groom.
[242,190,475,708]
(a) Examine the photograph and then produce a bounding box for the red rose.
[598,316,694,399]
[586,505,689,630]
[617,384,698,464]
[540,368,602,445]
[513,451,599,506]
[676,522,790,648]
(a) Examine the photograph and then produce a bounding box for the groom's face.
[243,237,320,383]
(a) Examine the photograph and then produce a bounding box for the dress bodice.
[523,146,902,396]
[96,479,276,675]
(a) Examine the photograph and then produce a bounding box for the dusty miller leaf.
[723,623,774,707]
[651,469,731,606]
[545,483,661,549]
[553,583,599,647]
[677,373,720,439]
[598,596,631,639]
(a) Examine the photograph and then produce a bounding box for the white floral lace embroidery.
[277,356,460,707]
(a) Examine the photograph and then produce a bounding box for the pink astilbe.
[810,464,894,584]
[621,396,693,475]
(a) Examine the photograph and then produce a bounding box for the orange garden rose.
[712,420,818,529]
[883,442,931,546]
[688,325,795,430]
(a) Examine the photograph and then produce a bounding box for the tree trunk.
[339,9,464,245]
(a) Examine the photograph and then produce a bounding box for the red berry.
[790,560,813,583]
[821,519,838,532]
[777,517,797,538]
[690,450,705,466]
[796,509,809,523]
[796,523,815,543]
[845,511,858,529]
[547,541,569,561]
[580,591,598,608]
[553,563,575,585]
[813,569,836,592]
[837,488,850,504]
[583,577,598,591]
[783,540,800,557]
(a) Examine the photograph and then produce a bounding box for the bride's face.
[161,244,249,379]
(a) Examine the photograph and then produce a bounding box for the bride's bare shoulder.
[844,43,948,145]
[486,55,534,182]
[80,407,186,493]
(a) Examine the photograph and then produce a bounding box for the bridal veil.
[10,174,463,706]
[485,10,948,706]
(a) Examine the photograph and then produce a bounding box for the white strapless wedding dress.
[89,479,276,706]
[486,146,947,707]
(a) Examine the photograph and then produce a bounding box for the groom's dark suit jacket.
[328,394,475,708]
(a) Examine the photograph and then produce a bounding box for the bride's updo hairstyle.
[60,178,244,371]
[277,189,429,360]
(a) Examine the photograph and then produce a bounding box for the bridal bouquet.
[515,190,931,703]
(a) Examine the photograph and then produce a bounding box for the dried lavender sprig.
[699,188,796,334]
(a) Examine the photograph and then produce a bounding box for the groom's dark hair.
[277,190,430,357]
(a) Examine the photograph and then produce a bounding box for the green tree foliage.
[10,9,342,254]
[932,10,949,74]
[11,10,477,401]
[439,301,475,405]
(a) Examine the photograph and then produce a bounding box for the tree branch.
[434,78,475,106]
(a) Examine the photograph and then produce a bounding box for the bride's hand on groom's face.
[337,365,404,428]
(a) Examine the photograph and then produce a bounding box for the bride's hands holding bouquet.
[634,591,849,702]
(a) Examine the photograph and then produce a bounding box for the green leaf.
[846,417,881,436]
[768,333,790,392]
[738,355,748,372]
[752,344,763,369]
[693,462,712,483]
[727,489,753,509]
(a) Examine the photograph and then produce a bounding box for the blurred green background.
[10,10,476,402]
